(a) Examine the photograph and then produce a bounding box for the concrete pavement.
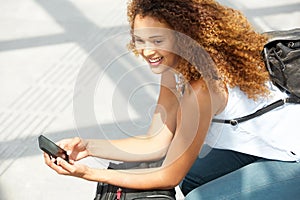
[0,0,300,199]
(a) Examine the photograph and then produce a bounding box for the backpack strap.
[212,96,300,126]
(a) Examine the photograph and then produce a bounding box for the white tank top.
[205,82,300,161]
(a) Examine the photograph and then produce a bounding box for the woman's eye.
[154,40,163,45]
[135,39,144,44]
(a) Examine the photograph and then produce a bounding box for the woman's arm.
[84,112,175,162]
[48,78,226,189]
[93,79,213,189]
[85,72,179,162]
[61,71,180,162]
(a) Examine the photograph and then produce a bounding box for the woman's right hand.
[58,137,90,162]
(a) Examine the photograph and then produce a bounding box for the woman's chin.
[149,63,171,74]
[150,66,168,74]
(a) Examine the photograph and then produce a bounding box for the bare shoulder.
[188,78,228,116]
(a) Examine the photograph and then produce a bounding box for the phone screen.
[38,135,69,162]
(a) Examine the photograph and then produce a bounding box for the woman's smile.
[148,56,164,66]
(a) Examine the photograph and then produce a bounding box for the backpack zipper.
[116,188,122,200]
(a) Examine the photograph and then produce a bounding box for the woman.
[44,0,300,199]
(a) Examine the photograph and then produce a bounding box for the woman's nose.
[142,48,156,57]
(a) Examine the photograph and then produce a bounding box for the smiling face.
[133,15,179,74]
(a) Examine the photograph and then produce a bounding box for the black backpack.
[213,28,300,126]
[94,160,176,200]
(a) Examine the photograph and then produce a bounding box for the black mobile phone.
[38,135,69,162]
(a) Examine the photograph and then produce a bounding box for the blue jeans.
[180,146,300,200]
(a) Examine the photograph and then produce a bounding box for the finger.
[43,153,52,165]
[56,157,76,173]
[43,153,57,167]
[66,150,72,157]
[64,137,81,150]
[69,159,75,164]
[43,153,69,174]
[56,139,70,149]
[50,158,71,175]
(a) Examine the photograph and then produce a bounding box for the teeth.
[149,57,162,63]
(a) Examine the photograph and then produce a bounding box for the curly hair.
[127,0,270,99]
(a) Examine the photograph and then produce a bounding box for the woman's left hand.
[43,153,91,179]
